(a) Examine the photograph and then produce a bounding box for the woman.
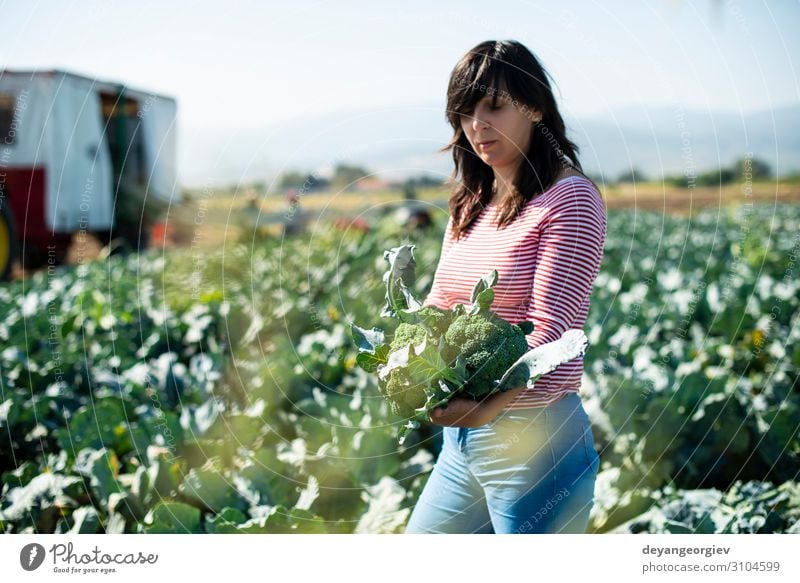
[404,40,606,534]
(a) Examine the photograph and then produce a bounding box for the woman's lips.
[478,140,496,150]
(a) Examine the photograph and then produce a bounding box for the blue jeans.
[405,392,600,534]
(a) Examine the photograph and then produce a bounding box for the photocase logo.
[19,543,46,571]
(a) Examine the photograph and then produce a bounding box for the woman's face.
[458,86,540,174]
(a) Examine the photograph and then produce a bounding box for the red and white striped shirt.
[423,175,607,410]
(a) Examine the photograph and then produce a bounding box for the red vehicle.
[0,69,179,279]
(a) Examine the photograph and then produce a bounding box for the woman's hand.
[429,386,527,428]
[428,396,494,428]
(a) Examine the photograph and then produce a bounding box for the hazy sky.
[2,0,798,134]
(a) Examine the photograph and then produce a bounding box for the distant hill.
[179,102,800,188]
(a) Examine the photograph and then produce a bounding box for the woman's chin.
[479,152,500,165]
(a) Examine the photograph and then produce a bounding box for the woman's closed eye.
[459,104,502,117]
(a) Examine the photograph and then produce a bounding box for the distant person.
[404,40,607,535]
[394,205,433,232]
[408,208,432,231]
[283,189,306,236]
[244,187,259,211]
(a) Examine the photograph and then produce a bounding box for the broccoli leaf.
[418,380,460,415]
[469,272,498,315]
[469,269,498,316]
[450,353,468,384]
[381,246,422,318]
[350,323,386,353]
[377,344,412,382]
[438,379,454,394]
[469,288,495,316]
[355,345,389,373]
[470,270,499,304]
[398,420,419,445]
[494,329,589,391]
[406,337,463,387]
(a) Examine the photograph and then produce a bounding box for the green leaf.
[127,466,152,508]
[147,449,184,498]
[134,410,182,464]
[470,270,498,304]
[179,398,222,439]
[451,353,468,384]
[381,245,422,318]
[179,466,247,514]
[495,329,589,391]
[1,461,40,491]
[105,512,128,534]
[205,413,264,444]
[287,507,328,533]
[108,491,146,523]
[204,507,249,534]
[143,502,201,534]
[355,345,389,373]
[384,245,417,288]
[0,399,16,430]
[469,289,494,316]
[405,338,461,386]
[294,475,320,511]
[237,448,299,507]
[377,344,412,382]
[355,477,411,534]
[231,504,327,533]
[398,420,419,446]
[54,399,128,453]
[74,448,122,506]
[67,506,102,534]
[350,323,386,353]
[0,473,84,532]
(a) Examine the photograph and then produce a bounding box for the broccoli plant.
[350,244,588,443]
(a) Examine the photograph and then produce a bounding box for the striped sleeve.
[523,187,607,350]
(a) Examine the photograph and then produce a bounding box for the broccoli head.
[380,367,428,419]
[379,322,431,418]
[390,322,428,351]
[414,306,451,336]
[444,312,530,397]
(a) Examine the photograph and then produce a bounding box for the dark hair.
[441,40,585,240]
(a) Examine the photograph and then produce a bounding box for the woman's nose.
[471,114,489,131]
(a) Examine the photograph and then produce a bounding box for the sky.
[1,0,798,184]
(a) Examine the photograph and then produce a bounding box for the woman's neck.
[489,170,518,205]
[489,165,584,205]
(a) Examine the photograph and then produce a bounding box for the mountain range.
[178,102,800,188]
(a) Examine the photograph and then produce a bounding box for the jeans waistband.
[454,392,585,451]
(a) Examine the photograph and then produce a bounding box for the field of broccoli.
[1,202,799,534]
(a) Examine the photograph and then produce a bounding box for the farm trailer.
[0,69,179,279]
